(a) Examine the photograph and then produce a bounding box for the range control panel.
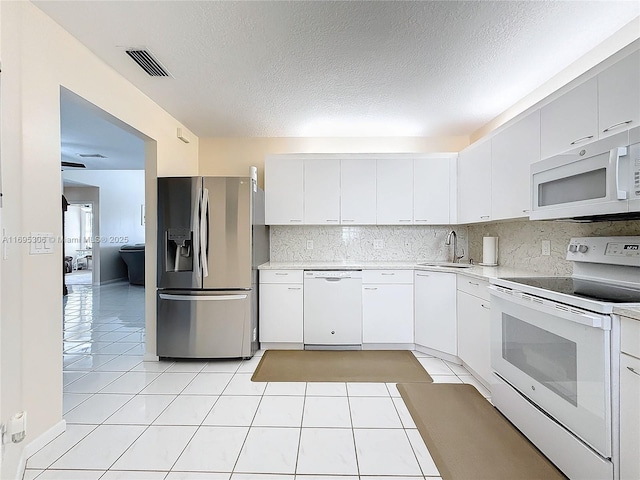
[567,236,640,267]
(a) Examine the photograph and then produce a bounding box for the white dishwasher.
[303,270,362,349]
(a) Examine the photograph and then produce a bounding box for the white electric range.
[489,236,640,480]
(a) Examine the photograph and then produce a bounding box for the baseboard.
[260,342,304,350]
[414,344,461,364]
[361,343,415,350]
[17,419,66,480]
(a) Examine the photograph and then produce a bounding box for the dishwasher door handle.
[324,277,345,282]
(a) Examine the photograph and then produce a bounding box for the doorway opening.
[64,202,94,285]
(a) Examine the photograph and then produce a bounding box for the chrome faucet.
[445,230,465,263]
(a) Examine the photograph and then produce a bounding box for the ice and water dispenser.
[166,227,193,272]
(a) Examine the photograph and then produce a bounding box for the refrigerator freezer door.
[157,177,202,289]
[203,177,252,289]
[157,290,254,358]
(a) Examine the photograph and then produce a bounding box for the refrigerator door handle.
[159,293,248,301]
[200,187,210,278]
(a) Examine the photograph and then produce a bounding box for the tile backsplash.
[270,225,468,263]
[468,219,640,275]
[270,220,640,275]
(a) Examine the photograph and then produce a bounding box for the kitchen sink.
[418,262,474,268]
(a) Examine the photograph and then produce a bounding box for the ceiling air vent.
[77,153,107,159]
[126,49,171,77]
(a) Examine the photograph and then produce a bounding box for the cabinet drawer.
[457,276,490,301]
[260,270,303,284]
[621,316,640,359]
[362,269,413,284]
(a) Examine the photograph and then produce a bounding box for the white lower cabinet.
[620,316,640,480]
[414,271,457,355]
[456,281,491,386]
[362,270,414,344]
[259,270,303,345]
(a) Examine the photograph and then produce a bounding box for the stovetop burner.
[500,277,640,303]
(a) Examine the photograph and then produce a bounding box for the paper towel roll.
[482,237,498,265]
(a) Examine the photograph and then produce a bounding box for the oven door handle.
[488,285,610,329]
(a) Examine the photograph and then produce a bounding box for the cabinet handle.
[287,287,302,290]
[603,120,632,133]
[416,273,430,277]
[415,219,428,222]
[481,304,490,310]
[627,366,640,377]
[480,215,490,219]
[570,135,594,145]
[290,219,302,223]
[275,273,288,276]
[381,273,395,276]
[342,219,355,222]
[468,281,480,286]
[399,219,411,222]
[326,219,339,222]
[522,209,529,213]
[364,287,378,290]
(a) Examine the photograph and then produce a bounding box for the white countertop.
[258,261,546,282]
[614,306,640,322]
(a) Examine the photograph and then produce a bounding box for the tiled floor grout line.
[292,382,308,476]
[345,385,361,478]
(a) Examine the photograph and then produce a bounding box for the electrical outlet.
[374,239,384,250]
[306,240,313,250]
[542,240,551,256]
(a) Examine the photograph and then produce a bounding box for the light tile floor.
[25,281,491,480]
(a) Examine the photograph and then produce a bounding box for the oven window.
[538,168,606,206]
[502,314,578,406]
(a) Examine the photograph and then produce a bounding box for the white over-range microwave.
[530,126,640,220]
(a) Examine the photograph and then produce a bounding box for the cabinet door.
[491,111,540,220]
[304,158,341,225]
[259,283,303,343]
[599,50,640,139]
[362,284,414,343]
[265,157,304,225]
[457,140,491,224]
[620,352,640,480]
[456,291,491,384]
[414,157,450,224]
[341,158,377,225]
[540,77,598,159]
[376,158,413,225]
[414,271,456,355]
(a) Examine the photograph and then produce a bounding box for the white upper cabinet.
[414,157,451,224]
[540,77,598,159]
[304,158,341,225]
[598,50,640,139]
[457,140,491,224]
[491,110,541,220]
[376,157,414,225]
[341,158,377,225]
[265,156,304,225]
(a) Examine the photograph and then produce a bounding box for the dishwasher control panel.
[304,270,362,279]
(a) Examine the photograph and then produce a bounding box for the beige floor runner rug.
[398,383,566,480]
[251,350,432,383]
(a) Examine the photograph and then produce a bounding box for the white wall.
[0,2,199,477]
[63,205,82,260]
[64,170,145,283]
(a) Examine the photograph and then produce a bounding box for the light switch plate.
[374,239,384,250]
[541,240,551,256]
[306,240,313,250]
[29,233,55,255]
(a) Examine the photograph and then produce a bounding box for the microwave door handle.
[611,146,628,200]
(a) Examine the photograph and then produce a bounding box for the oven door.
[489,286,612,457]
[530,129,632,220]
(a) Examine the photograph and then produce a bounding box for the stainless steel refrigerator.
[157,175,269,359]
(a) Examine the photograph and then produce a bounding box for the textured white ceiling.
[36,1,639,138]
[61,89,145,170]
